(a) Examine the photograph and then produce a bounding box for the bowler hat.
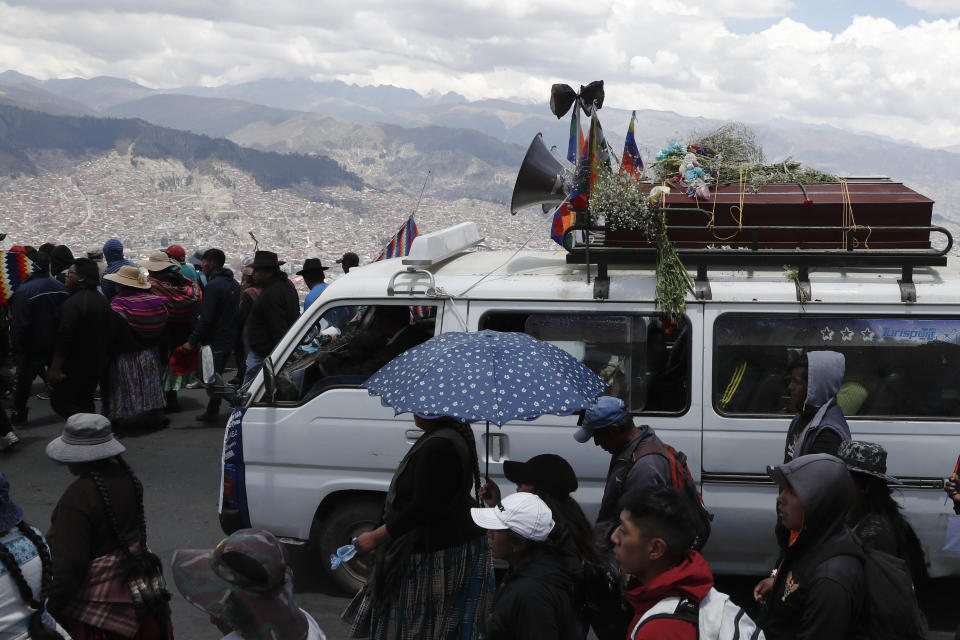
[248,251,285,269]
[296,258,329,276]
[503,454,578,497]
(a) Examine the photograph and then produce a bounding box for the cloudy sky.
[1,0,959,148]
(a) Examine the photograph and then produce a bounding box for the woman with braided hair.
[44,414,173,640]
[0,472,69,639]
[343,414,493,639]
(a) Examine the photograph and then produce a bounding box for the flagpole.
[412,170,431,218]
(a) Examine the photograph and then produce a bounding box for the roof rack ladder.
[898,265,916,303]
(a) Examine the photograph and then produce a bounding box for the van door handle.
[405,430,423,443]
[486,434,507,462]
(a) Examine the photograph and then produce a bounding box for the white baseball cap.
[470,492,555,542]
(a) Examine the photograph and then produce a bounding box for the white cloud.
[0,0,959,147]
[902,0,960,15]
[713,0,795,19]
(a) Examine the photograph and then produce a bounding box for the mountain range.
[1,69,958,226]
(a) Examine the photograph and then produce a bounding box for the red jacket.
[624,550,714,640]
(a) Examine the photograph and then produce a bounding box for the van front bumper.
[219,508,244,535]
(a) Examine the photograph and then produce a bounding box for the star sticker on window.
[821,326,835,341]
[861,328,875,342]
[840,327,854,341]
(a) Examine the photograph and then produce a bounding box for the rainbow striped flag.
[551,109,591,247]
[0,251,31,306]
[375,216,430,318]
[587,108,610,196]
[376,216,419,261]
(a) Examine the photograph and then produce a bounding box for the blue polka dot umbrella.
[363,330,606,426]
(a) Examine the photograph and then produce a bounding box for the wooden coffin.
[603,181,934,250]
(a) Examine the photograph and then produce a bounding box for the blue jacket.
[303,282,327,310]
[101,238,138,300]
[188,267,239,352]
[10,272,69,356]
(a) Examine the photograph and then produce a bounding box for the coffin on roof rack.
[561,181,951,303]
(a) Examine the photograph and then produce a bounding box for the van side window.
[714,314,960,418]
[273,304,439,403]
[479,312,691,414]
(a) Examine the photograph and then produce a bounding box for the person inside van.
[573,396,671,552]
[783,351,851,462]
[318,305,431,377]
[758,454,865,640]
[470,491,581,640]
[611,485,713,640]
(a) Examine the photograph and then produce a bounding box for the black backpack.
[580,560,633,640]
[633,437,714,550]
[807,537,927,640]
[856,546,928,640]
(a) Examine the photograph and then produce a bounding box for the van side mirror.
[262,356,277,404]
[205,372,241,405]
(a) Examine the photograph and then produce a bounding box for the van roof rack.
[562,211,953,303]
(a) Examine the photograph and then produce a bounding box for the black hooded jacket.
[763,454,865,640]
[487,542,583,640]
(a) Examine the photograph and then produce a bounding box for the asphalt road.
[3,381,957,639]
[2,383,355,639]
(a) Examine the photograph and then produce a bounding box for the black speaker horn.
[511,133,569,215]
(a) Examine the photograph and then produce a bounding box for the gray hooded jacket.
[784,351,851,461]
[764,454,865,640]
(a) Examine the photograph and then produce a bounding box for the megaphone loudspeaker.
[511,133,570,215]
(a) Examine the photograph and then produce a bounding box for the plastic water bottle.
[330,541,358,570]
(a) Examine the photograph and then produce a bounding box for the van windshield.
[480,311,691,414]
[714,314,960,418]
[272,304,438,404]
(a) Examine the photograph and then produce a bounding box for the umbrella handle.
[484,421,490,482]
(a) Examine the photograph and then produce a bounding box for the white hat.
[470,492,555,542]
[46,414,126,463]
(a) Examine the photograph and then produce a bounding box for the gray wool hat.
[46,414,126,463]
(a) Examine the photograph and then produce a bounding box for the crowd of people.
[0,240,359,446]
[333,351,948,640]
[0,234,957,640]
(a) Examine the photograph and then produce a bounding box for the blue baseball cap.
[573,396,628,443]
